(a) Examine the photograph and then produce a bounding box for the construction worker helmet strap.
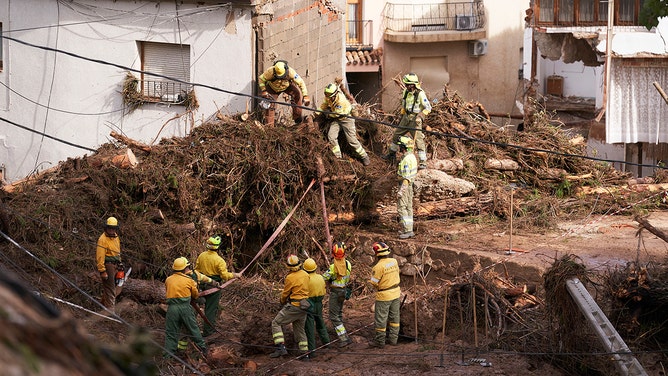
[303,258,317,272]
[332,242,346,259]
[273,60,289,79]
[372,241,390,256]
[206,235,222,250]
[105,217,119,228]
[397,135,415,150]
[324,83,339,98]
[402,73,419,85]
[286,254,302,271]
[173,257,190,271]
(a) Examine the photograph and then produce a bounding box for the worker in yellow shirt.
[368,242,401,348]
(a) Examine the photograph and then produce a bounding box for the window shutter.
[141,42,191,100]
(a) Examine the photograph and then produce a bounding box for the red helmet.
[372,242,390,256]
[332,242,346,259]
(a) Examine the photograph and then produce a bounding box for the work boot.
[399,231,415,239]
[362,156,370,166]
[338,336,353,348]
[382,151,396,162]
[368,341,385,349]
[418,161,427,170]
[298,352,311,362]
[269,343,288,358]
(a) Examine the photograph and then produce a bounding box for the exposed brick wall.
[256,0,344,103]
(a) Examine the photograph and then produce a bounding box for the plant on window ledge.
[182,89,199,112]
[121,72,145,113]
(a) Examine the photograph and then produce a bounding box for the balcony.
[141,80,192,104]
[382,1,486,43]
[347,20,374,50]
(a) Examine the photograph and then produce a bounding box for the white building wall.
[0,0,253,183]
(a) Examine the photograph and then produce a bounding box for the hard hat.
[303,258,317,272]
[286,254,302,271]
[397,135,414,150]
[324,83,339,98]
[206,236,222,250]
[372,241,390,256]
[173,256,190,271]
[402,73,419,85]
[332,242,346,259]
[105,217,119,228]
[273,60,288,79]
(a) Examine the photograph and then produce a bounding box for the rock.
[414,170,475,201]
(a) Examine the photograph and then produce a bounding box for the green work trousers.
[305,296,331,351]
[164,300,206,356]
[374,297,401,346]
[202,276,222,336]
[272,303,308,351]
[397,183,414,233]
[329,287,349,338]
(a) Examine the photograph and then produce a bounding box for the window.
[535,0,644,26]
[139,41,191,103]
[346,0,363,45]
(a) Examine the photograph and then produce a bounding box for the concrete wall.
[0,0,253,183]
[256,0,345,106]
[380,0,528,119]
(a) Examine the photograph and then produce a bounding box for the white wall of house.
[0,0,253,183]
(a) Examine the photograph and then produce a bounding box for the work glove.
[415,113,424,127]
[260,90,270,99]
[351,103,360,117]
[397,185,406,198]
[212,281,221,288]
[303,95,311,106]
[100,271,108,281]
[233,272,242,279]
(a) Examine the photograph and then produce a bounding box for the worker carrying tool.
[163,257,207,358]
[315,83,370,166]
[368,242,401,348]
[384,73,431,170]
[95,216,123,312]
[258,60,310,127]
[322,242,353,347]
[396,136,417,239]
[194,236,240,337]
[269,254,310,360]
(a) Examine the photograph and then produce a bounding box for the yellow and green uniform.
[271,269,310,353]
[370,255,401,346]
[164,272,206,356]
[95,232,121,309]
[195,250,235,336]
[397,150,418,234]
[257,65,308,126]
[305,270,331,352]
[390,87,432,163]
[316,90,368,160]
[323,258,352,342]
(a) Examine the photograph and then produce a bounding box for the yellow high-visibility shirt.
[165,272,199,301]
[95,233,120,272]
[307,272,327,298]
[281,269,310,306]
[370,257,401,301]
[195,250,234,281]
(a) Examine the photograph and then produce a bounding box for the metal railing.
[382,1,485,33]
[141,80,191,104]
[346,20,374,48]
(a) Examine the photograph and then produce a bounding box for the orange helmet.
[372,241,390,256]
[332,242,346,259]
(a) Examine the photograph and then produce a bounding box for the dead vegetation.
[1,87,667,375]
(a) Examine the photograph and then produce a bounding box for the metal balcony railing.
[382,1,485,33]
[346,20,374,49]
[141,80,191,104]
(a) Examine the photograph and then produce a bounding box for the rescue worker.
[177,257,220,352]
[194,236,241,337]
[396,136,417,239]
[315,82,370,166]
[322,242,353,347]
[385,73,431,170]
[258,60,310,127]
[270,254,310,360]
[164,257,207,357]
[303,257,331,358]
[368,242,401,348]
[95,216,122,311]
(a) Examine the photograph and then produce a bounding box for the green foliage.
[554,179,572,198]
[639,0,668,30]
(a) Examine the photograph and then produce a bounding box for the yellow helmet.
[402,73,419,85]
[273,60,288,79]
[324,83,338,98]
[372,241,390,256]
[206,236,221,250]
[286,254,302,271]
[105,217,119,228]
[397,135,414,150]
[303,258,317,272]
[173,257,190,271]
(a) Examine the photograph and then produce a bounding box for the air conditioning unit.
[455,15,475,30]
[468,39,488,57]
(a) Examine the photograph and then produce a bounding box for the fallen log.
[634,215,668,244]
[88,148,138,169]
[484,158,519,171]
[428,158,463,172]
[110,131,151,153]
[118,278,165,304]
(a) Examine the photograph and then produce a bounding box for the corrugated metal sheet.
[607,58,668,144]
